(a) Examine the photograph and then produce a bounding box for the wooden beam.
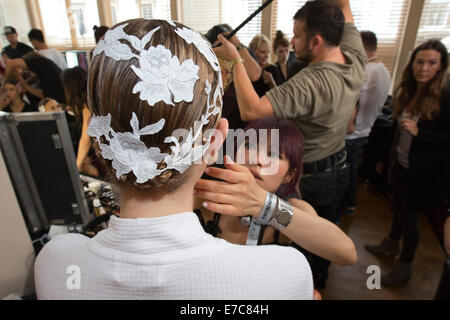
[97,0,113,27]
[391,0,425,91]
[65,0,78,47]
[261,0,274,40]
[170,0,178,21]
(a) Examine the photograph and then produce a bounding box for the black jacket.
[384,85,450,210]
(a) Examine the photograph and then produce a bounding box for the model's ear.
[204,118,228,165]
[282,168,297,185]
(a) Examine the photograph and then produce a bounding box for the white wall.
[0,149,35,298]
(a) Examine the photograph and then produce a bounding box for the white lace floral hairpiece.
[88,21,223,183]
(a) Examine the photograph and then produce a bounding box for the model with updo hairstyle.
[34,19,314,300]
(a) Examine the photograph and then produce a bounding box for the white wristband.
[254,192,277,225]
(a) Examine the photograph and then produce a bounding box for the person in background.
[266,31,292,86]
[62,66,98,177]
[37,97,60,112]
[434,211,450,299]
[204,24,261,132]
[3,52,65,103]
[195,117,357,267]
[1,77,34,113]
[365,40,450,285]
[1,26,33,59]
[248,34,277,96]
[38,97,80,154]
[212,0,366,290]
[342,31,391,216]
[28,29,67,70]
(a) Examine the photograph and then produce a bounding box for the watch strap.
[268,197,293,231]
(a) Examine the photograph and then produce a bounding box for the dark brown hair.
[273,30,289,52]
[4,77,19,86]
[62,66,87,125]
[392,39,448,121]
[293,0,344,47]
[88,19,221,190]
[360,30,377,52]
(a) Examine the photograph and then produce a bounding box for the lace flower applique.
[163,79,221,173]
[131,45,199,106]
[93,23,199,107]
[87,112,166,183]
[89,21,223,183]
[174,27,220,72]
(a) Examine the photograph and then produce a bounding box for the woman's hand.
[375,162,384,175]
[262,70,276,88]
[400,119,419,136]
[194,156,267,218]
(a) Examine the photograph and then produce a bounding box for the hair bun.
[275,30,284,39]
[93,25,99,31]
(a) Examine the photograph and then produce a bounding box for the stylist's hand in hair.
[213,34,241,61]
[194,155,267,218]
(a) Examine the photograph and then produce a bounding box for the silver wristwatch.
[268,197,294,231]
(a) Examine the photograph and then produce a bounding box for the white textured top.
[347,61,391,140]
[38,48,67,70]
[34,212,313,300]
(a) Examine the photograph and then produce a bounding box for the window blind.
[38,0,72,47]
[177,0,262,46]
[415,0,450,52]
[36,0,100,48]
[0,0,32,49]
[109,0,171,26]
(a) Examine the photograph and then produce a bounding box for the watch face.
[277,209,292,225]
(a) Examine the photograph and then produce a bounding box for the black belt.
[303,149,347,175]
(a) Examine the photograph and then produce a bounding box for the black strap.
[205,213,222,237]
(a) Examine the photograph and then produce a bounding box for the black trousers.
[297,161,349,289]
[388,162,421,262]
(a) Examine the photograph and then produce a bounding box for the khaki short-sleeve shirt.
[266,23,367,163]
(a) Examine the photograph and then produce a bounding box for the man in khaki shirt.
[213,0,366,289]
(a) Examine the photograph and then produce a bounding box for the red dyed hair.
[242,117,303,198]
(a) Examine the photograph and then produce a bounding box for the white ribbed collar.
[89,212,224,261]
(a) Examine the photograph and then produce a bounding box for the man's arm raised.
[333,0,354,23]
[214,33,274,121]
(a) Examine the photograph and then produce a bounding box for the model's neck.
[118,181,196,219]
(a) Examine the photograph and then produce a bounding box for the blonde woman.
[249,34,277,96]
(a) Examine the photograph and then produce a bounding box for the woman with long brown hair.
[62,66,99,176]
[365,39,450,285]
